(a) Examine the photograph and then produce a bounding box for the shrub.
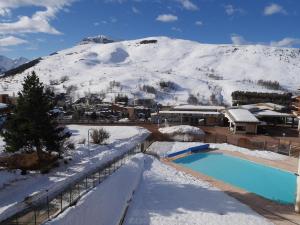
[60,75,69,83]
[142,85,157,94]
[65,85,78,95]
[109,80,121,88]
[257,80,282,90]
[187,94,198,105]
[159,81,176,91]
[90,128,110,144]
[49,79,60,86]
[115,94,128,104]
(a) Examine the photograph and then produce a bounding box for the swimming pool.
[174,152,297,204]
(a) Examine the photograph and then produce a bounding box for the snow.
[0,36,299,105]
[156,110,221,115]
[173,105,225,111]
[253,110,291,117]
[148,141,287,161]
[123,156,273,225]
[0,125,150,222]
[226,109,259,123]
[159,125,205,136]
[46,154,145,225]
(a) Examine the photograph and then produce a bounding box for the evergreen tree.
[1,72,69,162]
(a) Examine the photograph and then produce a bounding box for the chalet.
[241,103,295,127]
[225,109,259,134]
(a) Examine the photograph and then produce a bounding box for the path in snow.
[123,156,273,225]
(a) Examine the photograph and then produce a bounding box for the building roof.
[173,105,225,111]
[152,110,221,116]
[253,110,293,118]
[226,109,259,123]
[240,102,285,112]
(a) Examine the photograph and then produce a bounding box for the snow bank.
[148,141,287,161]
[158,125,205,136]
[0,125,150,222]
[46,154,145,225]
[210,143,287,161]
[124,156,272,225]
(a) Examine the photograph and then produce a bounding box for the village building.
[225,108,260,134]
[240,103,296,127]
[292,94,300,131]
[151,104,224,126]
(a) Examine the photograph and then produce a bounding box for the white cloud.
[231,35,250,45]
[132,6,140,14]
[231,34,300,48]
[156,14,178,22]
[224,4,244,16]
[195,20,203,26]
[171,27,182,32]
[0,8,11,17]
[270,38,300,47]
[0,36,27,47]
[0,0,74,35]
[264,3,287,16]
[177,0,198,11]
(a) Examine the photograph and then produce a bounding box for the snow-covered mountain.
[0,56,29,74]
[79,35,115,45]
[0,36,299,105]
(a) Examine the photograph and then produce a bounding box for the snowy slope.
[0,36,299,105]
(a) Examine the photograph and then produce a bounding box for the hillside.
[0,36,299,105]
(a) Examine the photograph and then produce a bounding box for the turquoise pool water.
[174,152,297,204]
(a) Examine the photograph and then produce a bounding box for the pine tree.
[1,71,69,162]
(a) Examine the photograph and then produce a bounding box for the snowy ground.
[0,125,150,222]
[44,154,272,225]
[158,125,205,136]
[123,156,273,225]
[148,141,287,161]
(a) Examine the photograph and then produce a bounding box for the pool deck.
[163,150,300,225]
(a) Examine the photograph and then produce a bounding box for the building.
[292,94,300,131]
[241,103,295,127]
[225,109,260,134]
[151,110,223,126]
[172,105,225,112]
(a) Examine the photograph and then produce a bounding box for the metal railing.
[0,141,152,225]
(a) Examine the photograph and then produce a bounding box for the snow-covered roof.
[254,110,293,118]
[153,110,221,115]
[240,102,285,112]
[226,109,259,123]
[0,103,8,110]
[158,125,205,135]
[173,105,225,111]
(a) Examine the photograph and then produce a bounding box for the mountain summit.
[79,35,115,45]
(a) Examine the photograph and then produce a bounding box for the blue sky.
[0,0,299,59]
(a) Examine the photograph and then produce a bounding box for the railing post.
[60,194,63,212]
[46,190,50,219]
